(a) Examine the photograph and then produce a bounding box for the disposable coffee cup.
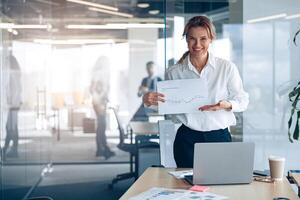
[268,156,285,181]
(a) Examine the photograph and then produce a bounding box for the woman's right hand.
[143,92,165,106]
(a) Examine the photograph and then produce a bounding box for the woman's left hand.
[199,100,232,111]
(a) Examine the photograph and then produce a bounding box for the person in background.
[3,54,22,158]
[90,56,115,159]
[132,61,162,121]
[137,61,162,97]
[143,16,249,168]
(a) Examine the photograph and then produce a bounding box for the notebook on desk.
[185,142,255,185]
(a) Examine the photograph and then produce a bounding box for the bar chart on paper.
[157,79,210,114]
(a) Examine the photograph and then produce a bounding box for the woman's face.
[186,26,212,58]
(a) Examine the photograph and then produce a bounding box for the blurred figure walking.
[90,56,115,159]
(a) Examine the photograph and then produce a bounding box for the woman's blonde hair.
[177,16,216,64]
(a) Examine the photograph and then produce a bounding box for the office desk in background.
[129,121,160,177]
[120,167,299,200]
[129,121,159,135]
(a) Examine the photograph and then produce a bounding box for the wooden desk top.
[120,168,299,200]
[291,173,300,187]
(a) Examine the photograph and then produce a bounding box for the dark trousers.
[173,124,232,168]
[4,109,19,153]
[96,113,110,155]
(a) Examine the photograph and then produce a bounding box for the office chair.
[108,107,159,189]
[108,107,137,189]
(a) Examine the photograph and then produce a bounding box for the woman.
[143,16,249,168]
[90,56,115,159]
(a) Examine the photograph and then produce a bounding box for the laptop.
[185,142,255,185]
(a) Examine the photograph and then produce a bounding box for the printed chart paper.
[128,187,228,200]
[157,79,209,114]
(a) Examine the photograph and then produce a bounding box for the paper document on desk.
[157,79,210,114]
[128,187,228,200]
[168,170,193,179]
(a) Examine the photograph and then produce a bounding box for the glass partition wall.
[1,0,166,199]
[1,1,166,161]
[1,0,300,199]
[165,0,300,172]
[242,0,300,171]
[1,1,53,199]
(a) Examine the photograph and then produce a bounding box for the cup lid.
[268,155,285,161]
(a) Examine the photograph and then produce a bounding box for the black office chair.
[108,107,159,189]
[108,107,137,189]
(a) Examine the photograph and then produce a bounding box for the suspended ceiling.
[0,0,230,43]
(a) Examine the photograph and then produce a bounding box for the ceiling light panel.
[149,10,160,15]
[66,0,118,11]
[137,3,150,8]
[286,13,300,20]
[247,13,287,23]
[0,23,51,29]
[88,7,133,18]
[34,39,114,45]
[66,23,165,29]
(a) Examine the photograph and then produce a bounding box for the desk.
[130,121,159,135]
[120,167,299,200]
[132,121,159,176]
[290,172,300,197]
[291,173,300,187]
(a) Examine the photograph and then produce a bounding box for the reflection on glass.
[3,54,22,159]
[165,0,300,172]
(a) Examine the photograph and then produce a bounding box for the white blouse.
[165,52,249,131]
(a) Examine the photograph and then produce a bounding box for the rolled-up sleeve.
[227,63,249,112]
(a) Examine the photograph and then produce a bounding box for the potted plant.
[288,29,300,142]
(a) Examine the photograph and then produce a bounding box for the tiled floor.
[2,164,134,200]
[1,128,136,199]
[1,129,129,164]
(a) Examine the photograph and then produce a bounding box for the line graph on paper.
[157,79,210,114]
[165,95,207,104]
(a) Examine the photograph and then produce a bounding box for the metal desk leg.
[135,135,139,180]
